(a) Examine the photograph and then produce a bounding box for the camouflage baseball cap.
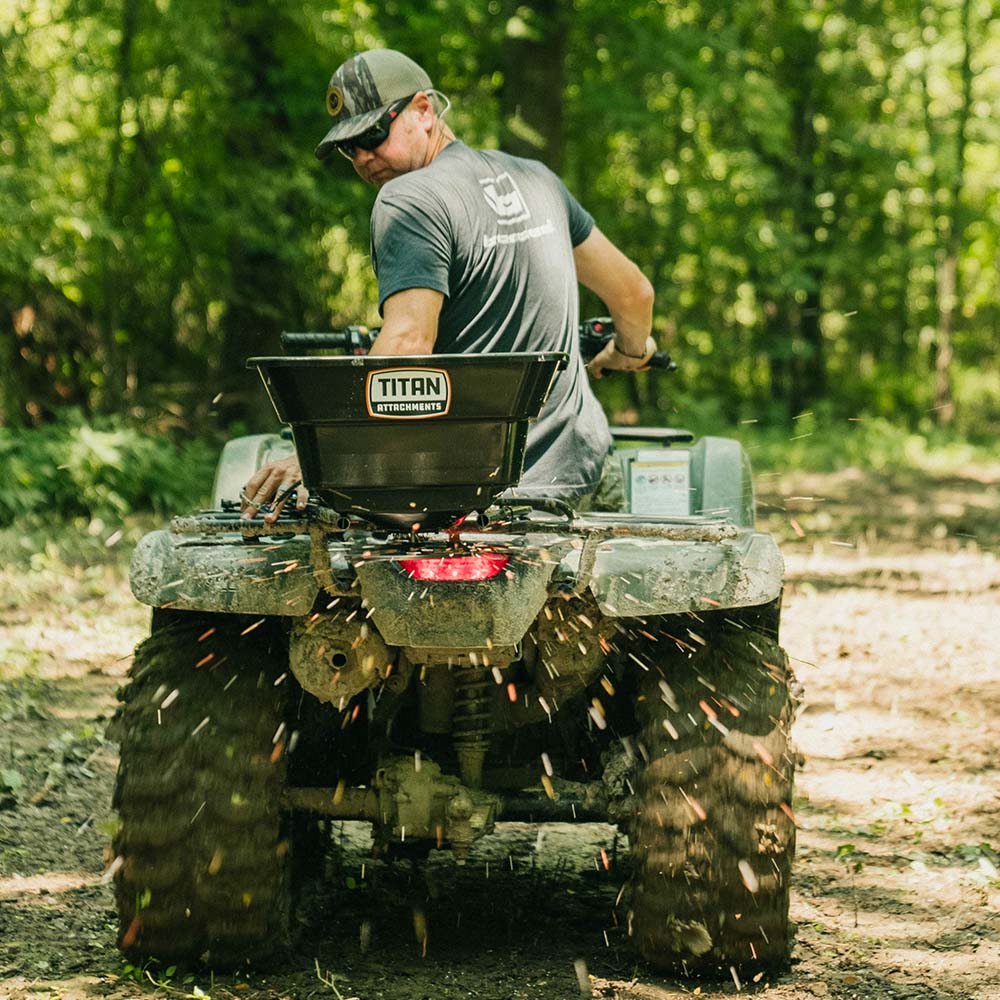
[314,49,433,160]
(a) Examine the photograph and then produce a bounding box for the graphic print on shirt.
[366,367,452,419]
[479,173,531,225]
[478,172,555,250]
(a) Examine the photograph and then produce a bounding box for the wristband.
[613,340,650,360]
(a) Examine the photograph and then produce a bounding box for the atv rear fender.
[130,518,782,637]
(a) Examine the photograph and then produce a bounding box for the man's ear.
[411,91,435,129]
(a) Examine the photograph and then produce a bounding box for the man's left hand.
[240,455,309,523]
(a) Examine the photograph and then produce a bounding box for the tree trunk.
[779,24,826,421]
[498,0,565,171]
[0,27,29,426]
[99,0,140,412]
[794,285,825,414]
[764,301,791,414]
[217,3,305,420]
[931,0,973,426]
[895,220,911,374]
[934,0,972,426]
[933,253,957,424]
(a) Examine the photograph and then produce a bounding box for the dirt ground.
[1,464,998,1000]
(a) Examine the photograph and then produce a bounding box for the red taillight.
[397,554,510,581]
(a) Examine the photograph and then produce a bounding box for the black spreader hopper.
[248,352,567,530]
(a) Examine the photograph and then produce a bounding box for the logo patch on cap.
[326,85,345,117]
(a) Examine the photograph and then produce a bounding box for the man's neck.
[424,123,456,167]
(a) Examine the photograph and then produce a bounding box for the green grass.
[736,414,1000,475]
[0,513,155,578]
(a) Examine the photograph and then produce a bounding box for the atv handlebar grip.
[577,317,676,371]
[280,330,375,352]
[578,336,675,370]
[608,349,674,371]
[644,350,676,371]
[281,332,344,348]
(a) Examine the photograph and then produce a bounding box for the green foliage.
[0,676,53,723]
[0,0,997,432]
[835,842,865,875]
[119,957,214,996]
[0,412,216,524]
[0,767,24,796]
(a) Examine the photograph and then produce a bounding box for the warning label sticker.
[630,449,691,516]
[366,368,451,419]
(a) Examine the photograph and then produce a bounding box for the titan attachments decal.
[366,368,451,419]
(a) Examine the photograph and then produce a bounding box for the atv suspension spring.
[452,668,492,789]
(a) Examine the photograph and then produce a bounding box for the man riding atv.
[242,48,657,522]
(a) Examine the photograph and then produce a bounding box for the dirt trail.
[1,466,998,1000]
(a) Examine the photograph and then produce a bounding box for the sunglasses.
[335,95,416,160]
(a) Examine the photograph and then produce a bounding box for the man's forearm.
[607,275,653,357]
[606,275,655,357]
[572,229,656,358]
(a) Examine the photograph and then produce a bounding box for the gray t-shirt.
[370,141,611,501]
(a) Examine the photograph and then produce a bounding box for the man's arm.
[572,227,656,378]
[368,287,444,355]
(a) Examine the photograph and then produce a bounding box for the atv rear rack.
[168,502,738,543]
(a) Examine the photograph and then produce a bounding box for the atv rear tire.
[112,611,292,966]
[626,618,797,976]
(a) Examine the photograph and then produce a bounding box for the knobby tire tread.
[625,619,798,976]
[112,611,291,966]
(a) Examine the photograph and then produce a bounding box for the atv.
[111,322,796,976]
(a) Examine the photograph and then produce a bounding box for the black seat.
[609,426,694,445]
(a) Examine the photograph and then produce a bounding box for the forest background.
[1,0,999,522]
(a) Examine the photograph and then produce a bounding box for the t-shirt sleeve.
[553,175,594,247]
[370,185,452,315]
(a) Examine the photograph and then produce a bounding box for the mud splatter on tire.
[111,610,292,966]
[625,619,797,975]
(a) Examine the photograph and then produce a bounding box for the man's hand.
[240,455,309,523]
[586,335,657,379]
